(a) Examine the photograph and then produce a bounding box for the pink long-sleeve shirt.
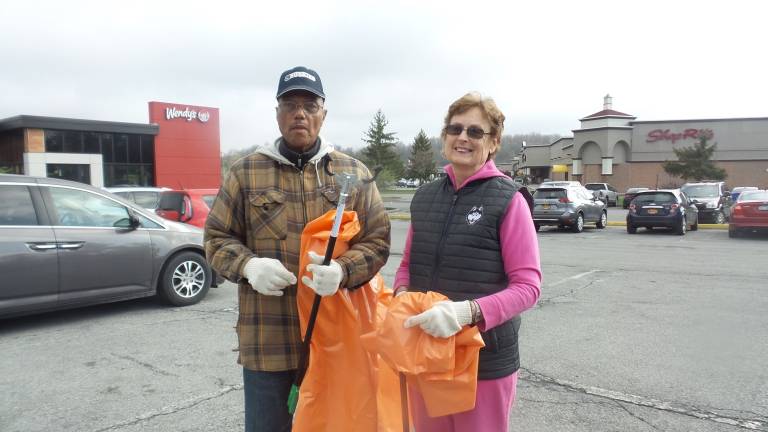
[394,160,542,331]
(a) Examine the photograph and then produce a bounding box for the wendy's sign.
[646,128,714,144]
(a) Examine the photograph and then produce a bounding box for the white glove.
[403,300,473,338]
[301,250,344,297]
[242,257,297,296]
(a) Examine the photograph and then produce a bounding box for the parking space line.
[548,269,601,287]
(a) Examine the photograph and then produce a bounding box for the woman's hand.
[403,300,473,338]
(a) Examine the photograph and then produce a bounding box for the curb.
[389,213,729,230]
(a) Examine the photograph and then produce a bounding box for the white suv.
[105,186,170,211]
[584,183,619,207]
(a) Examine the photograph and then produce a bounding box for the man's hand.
[302,251,343,296]
[242,257,297,296]
[403,300,473,338]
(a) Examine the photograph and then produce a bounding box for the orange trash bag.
[362,291,486,418]
[293,210,401,432]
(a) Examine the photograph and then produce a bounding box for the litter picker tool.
[287,173,355,414]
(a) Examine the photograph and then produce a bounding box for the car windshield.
[534,188,567,199]
[133,191,160,209]
[681,184,719,198]
[738,190,768,201]
[634,193,676,204]
[584,184,603,191]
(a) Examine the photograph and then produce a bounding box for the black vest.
[409,175,522,379]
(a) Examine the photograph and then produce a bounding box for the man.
[204,66,391,432]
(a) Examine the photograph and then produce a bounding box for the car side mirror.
[115,212,141,230]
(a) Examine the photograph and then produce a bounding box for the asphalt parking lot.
[2,220,766,431]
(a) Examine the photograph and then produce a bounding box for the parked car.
[680,181,731,224]
[0,174,216,319]
[623,187,650,209]
[532,185,607,233]
[728,190,768,238]
[730,186,758,202]
[626,189,698,235]
[584,183,619,206]
[396,178,408,187]
[155,188,219,228]
[105,186,170,211]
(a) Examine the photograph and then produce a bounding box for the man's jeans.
[243,368,295,432]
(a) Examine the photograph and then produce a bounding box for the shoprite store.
[0,101,221,189]
[518,96,768,191]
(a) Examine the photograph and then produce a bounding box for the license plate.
[759,205,768,211]
[646,208,658,214]
[542,204,550,209]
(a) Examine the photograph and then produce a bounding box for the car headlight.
[706,202,717,209]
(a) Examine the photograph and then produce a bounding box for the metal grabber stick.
[287,173,355,414]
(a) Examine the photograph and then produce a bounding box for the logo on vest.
[466,205,483,225]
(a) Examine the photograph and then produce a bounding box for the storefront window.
[84,132,101,153]
[140,135,154,163]
[104,164,154,187]
[40,129,155,187]
[45,130,63,152]
[47,163,91,184]
[128,135,141,163]
[114,134,129,163]
[63,131,83,153]
[101,133,114,162]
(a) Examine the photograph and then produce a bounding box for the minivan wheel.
[713,211,726,225]
[675,217,687,235]
[572,213,584,233]
[596,211,607,229]
[159,252,211,306]
[627,223,637,234]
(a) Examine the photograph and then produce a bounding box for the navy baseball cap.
[276,66,325,100]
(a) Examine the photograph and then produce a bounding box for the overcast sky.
[2,0,767,153]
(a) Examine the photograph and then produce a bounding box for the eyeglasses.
[444,123,491,140]
[277,101,323,115]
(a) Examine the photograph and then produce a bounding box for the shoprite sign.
[165,106,210,123]
[646,128,714,144]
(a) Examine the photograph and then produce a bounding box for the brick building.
[517,95,768,191]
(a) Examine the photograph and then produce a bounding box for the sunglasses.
[444,123,491,140]
[277,101,323,115]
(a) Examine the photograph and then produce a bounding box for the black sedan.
[626,189,699,235]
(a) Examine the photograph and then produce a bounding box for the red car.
[729,190,768,238]
[155,189,218,228]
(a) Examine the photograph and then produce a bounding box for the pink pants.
[408,371,518,432]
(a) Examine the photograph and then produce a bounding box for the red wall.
[148,101,221,189]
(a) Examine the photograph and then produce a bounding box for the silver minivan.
[0,174,216,318]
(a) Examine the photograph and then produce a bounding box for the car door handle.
[58,242,85,250]
[26,242,58,251]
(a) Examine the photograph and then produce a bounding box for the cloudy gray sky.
[2,0,767,153]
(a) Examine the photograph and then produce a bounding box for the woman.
[394,92,541,431]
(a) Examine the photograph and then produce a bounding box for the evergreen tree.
[662,133,727,181]
[360,109,404,185]
[407,129,435,184]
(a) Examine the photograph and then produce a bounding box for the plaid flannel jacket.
[204,137,391,371]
